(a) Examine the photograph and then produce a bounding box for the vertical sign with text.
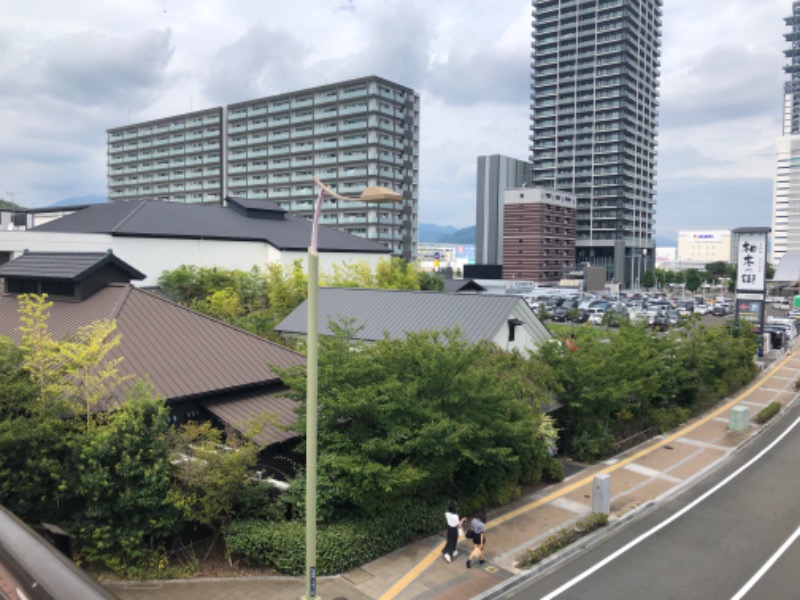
[734,229,769,335]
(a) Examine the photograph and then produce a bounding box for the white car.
[694,304,710,315]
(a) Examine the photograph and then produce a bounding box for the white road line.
[730,523,800,600]
[540,414,800,600]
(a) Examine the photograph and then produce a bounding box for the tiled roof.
[0,251,145,281]
[275,287,551,345]
[31,200,390,253]
[0,284,305,406]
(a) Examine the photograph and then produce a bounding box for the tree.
[374,257,420,290]
[280,326,557,517]
[70,383,181,575]
[642,269,656,290]
[685,269,702,293]
[418,271,445,291]
[167,421,258,559]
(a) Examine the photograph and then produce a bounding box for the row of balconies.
[111,116,221,141]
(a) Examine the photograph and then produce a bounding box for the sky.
[0,0,791,241]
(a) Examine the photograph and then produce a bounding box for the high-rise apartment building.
[772,1,800,266]
[107,76,420,260]
[529,0,662,286]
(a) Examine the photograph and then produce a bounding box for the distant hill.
[49,195,108,208]
[420,223,475,245]
[654,235,676,247]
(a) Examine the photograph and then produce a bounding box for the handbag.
[465,528,475,540]
[457,524,466,538]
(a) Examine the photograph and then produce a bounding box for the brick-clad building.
[502,187,576,283]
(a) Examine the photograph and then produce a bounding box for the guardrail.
[0,506,118,600]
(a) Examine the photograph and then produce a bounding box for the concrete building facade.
[475,154,532,265]
[107,76,420,260]
[502,187,577,282]
[529,0,662,286]
[773,2,800,266]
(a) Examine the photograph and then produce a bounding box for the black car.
[551,307,568,322]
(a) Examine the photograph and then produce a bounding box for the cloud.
[0,28,174,108]
[660,44,783,128]
[655,176,773,240]
[201,26,311,104]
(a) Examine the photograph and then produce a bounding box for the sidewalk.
[106,348,800,600]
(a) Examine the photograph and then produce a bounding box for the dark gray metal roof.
[0,251,145,281]
[32,200,391,253]
[275,287,551,345]
[443,279,487,293]
[201,389,299,447]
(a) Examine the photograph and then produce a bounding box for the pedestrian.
[442,504,465,563]
[466,511,486,569]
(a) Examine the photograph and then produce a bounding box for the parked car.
[712,303,731,316]
[665,309,681,327]
[551,307,568,322]
[694,303,710,315]
[586,307,606,325]
[651,312,669,331]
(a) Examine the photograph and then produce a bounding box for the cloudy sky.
[0,0,790,241]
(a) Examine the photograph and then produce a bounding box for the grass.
[519,513,609,568]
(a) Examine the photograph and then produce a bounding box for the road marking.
[730,523,800,600]
[539,414,800,600]
[377,350,798,600]
[623,463,682,483]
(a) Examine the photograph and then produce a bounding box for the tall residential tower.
[107,76,420,260]
[529,0,662,286]
[772,1,800,265]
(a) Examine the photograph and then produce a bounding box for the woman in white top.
[442,504,465,563]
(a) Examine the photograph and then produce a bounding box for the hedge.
[225,502,443,575]
[519,513,608,568]
[755,401,781,425]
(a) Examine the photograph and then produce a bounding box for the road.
[506,397,800,600]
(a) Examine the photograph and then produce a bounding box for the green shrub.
[651,406,691,433]
[520,513,608,568]
[570,431,614,462]
[542,457,565,483]
[225,502,443,575]
[755,401,781,425]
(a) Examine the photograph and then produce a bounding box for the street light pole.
[302,177,401,600]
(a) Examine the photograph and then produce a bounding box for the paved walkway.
[106,347,800,600]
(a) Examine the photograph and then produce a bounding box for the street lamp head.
[313,176,402,203]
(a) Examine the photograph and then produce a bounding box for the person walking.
[466,511,486,568]
[442,504,465,563]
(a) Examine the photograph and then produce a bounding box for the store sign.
[735,233,767,292]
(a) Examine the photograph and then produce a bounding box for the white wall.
[0,230,390,286]
[490,300,551,355]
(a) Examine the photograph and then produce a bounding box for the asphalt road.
[505,397,800,600]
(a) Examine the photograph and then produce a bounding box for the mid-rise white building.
[677,230,733,265]
[107,76,420,260]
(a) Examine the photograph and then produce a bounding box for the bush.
[520,513,608,568]
[755,401,781,425]
[651,406,691,434]
[542,457,565,483]
[570,430,614,462]
[226,502,443,575]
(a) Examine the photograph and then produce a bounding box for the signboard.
[735,299,764,334]
[735,232,767,292]
[734,228,769,336]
